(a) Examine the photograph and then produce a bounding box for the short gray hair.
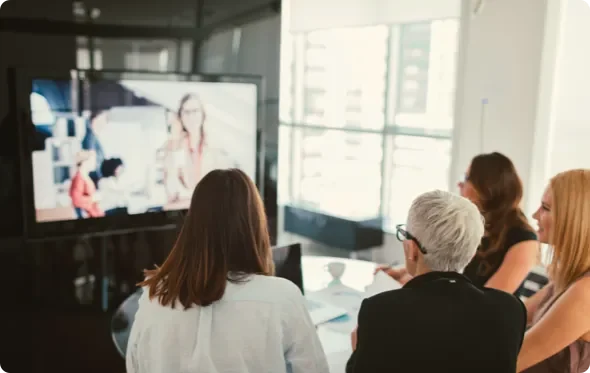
[407,190,484,272]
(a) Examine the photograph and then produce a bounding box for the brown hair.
[139,168,273,308]
[548,169,590,292]
[468,152,533,263]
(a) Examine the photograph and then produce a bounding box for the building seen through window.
[279,19,460,224]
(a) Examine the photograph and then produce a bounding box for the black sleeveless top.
[463,226,537,289]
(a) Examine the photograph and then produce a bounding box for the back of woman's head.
[469,152,522,215]
[549,169,590,290]
[408,190,484,273]
[468,152,532,252]
[140,168,273,308]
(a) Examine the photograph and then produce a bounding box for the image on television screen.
[29,77,258,223]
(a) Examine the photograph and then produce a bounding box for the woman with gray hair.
[346,190,527,373]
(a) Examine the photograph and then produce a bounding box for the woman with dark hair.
[378,152,538,294]
[98,157,127,216]
[126,169,328,373]
[459,152,538,290]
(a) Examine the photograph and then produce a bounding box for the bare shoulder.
[565,276,590,303]
[574,278,590,341]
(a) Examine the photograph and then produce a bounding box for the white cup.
[324,261,346,281]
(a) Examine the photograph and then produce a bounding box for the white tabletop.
[301,256,378,372]
[302,256,377,292]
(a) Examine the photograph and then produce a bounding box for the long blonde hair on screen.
[548,169,590,292]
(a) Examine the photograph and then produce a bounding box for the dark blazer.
[346,271,527,373]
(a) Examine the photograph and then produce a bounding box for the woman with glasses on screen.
[126,169,328,373]
[378,152,539,294]
[347,191,527,373]
[160,93,207,201]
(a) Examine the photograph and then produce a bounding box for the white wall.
[451,0,548,215]
[545,0,590,176]
[522,0,590,215]
[454,0,590,217]
[525,0,566,214]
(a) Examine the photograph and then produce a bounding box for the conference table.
[111,256,378,372]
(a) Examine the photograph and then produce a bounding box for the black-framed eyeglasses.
[396,224,428,254]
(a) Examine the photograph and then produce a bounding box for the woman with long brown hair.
[126,169,328,373]
[378,152,538,294]
[517,169,590,372]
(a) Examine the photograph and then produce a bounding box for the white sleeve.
[126,291,148,373]
[282,290,330,373]
[126,315,141,373]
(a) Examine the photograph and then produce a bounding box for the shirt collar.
[403,271,472,289]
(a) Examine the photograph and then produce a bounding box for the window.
[279,19,461,223]
[289,126,383,218]
[383,135,452,224]
[76,37,104,71]
[301,26,388,131]
[76,37,193,73]
[388,20,459,133]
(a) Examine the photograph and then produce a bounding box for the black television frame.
[13,67,264,241]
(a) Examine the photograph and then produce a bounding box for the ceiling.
[1,0,279,30]
[77,0,279,27]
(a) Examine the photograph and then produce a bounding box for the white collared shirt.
[126,275,329,373]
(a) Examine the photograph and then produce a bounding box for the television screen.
[29,77,258,223]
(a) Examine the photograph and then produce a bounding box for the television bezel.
[14,68,264,241]
[271,243,304,294]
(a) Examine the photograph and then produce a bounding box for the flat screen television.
[14,69,262,240]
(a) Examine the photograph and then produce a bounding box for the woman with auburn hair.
[517,169,590,373]
[378,152,539,294]
[126,169,328,373]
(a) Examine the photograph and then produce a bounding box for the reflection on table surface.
[111,256,378,369]
[301,256,376,292]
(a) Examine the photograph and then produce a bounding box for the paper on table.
[307,283,364,315]
[308,284,363,334]
[322,274,401,334]
[364,271,401,297]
